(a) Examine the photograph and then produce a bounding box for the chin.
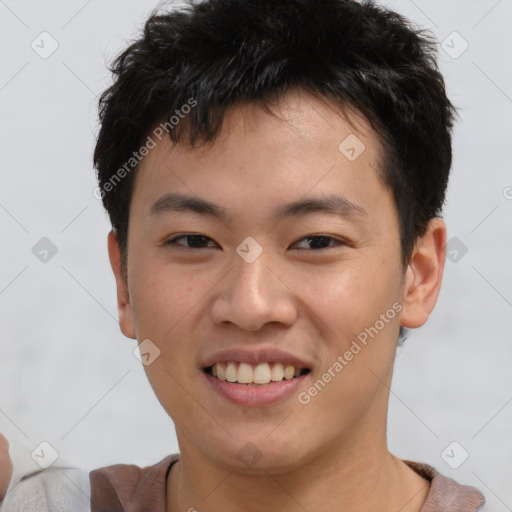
[205,430,314,475]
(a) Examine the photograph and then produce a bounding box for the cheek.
[297,260,401,394]
[297,259,399,336]
[130,265,209,413]
[130,262,210,338]
[129,261,224,399]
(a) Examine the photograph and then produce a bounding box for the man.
[0,0,487,510]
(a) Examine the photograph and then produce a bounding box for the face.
[109,90,444,474]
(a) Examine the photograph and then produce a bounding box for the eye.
[164,234,218,250]
[164,234,348,252]
[292,235,346,250]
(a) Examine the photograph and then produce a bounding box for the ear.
[400,218,447,329]
[107,230,136,339]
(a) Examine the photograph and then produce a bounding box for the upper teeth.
[211,362,304,384]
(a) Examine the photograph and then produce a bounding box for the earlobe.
[400,218,447,329]
[107,230,137,339]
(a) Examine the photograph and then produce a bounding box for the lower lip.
[203,371,309,406]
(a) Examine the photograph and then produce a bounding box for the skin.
[108,89,447,512]
[0,434,13,500]
[1,88,446,509]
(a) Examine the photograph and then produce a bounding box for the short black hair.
[94,0,458,275]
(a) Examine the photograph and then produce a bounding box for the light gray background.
[0,0,511,509]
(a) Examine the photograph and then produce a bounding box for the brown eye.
[165,234,217,250]
[292,235,345,250]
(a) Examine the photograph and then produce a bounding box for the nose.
[210,244,298,332]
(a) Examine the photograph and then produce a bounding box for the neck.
[166,429,429,512]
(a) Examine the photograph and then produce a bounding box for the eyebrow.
[149,192,368,223]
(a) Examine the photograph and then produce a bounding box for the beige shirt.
[89,454,486,511]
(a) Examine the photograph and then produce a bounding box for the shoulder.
[89,453,179,512]
[404,460,486,511]
[0,467,91,512]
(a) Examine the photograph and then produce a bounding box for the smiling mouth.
[204,362,311,386]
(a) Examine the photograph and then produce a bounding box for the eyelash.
[164,234,347,251]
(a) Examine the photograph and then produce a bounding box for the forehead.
[173,91,382,167]
[129,90,391,227]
